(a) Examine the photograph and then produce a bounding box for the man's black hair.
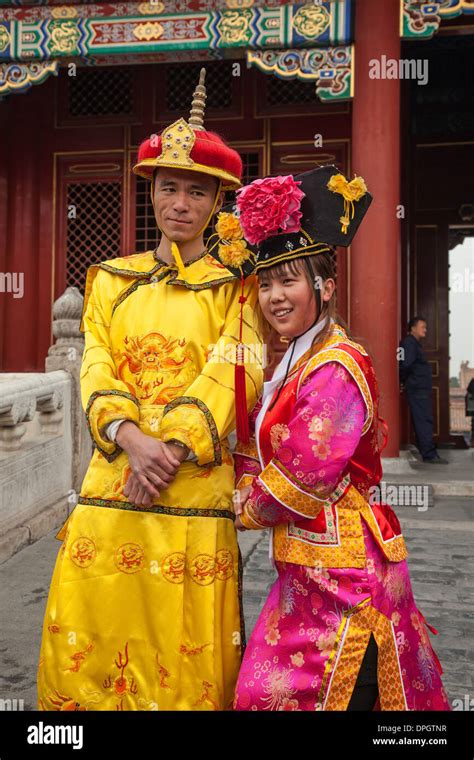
[408,315,426,332]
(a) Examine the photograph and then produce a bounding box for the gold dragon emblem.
[115,331,196,405]
[293,4,330,40]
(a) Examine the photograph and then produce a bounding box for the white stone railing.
[0,287,91,563]
[0,371,72,556]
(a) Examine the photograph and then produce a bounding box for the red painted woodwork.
[0,64,350,376]
[350,0,401,457]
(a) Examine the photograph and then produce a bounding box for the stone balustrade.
[0,286,91,563]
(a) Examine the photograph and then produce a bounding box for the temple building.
[1,0,473,456]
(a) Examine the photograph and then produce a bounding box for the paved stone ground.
[0,496,472,711]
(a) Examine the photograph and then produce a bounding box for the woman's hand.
[234,485,252,515]
[233,485,252,530]
[234,514,247,531]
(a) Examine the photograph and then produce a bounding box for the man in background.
[399,316,447,463]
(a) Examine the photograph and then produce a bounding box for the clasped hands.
[116,421,189,508]
[116,421,254,528]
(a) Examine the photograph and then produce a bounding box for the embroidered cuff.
[236,473,257,489]
[86,390,140,462]
[240,499,268,530]
[258,460,326,520]
[234,440,262,489]
[160,396,221,466]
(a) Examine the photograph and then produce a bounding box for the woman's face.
[258,262,318,339]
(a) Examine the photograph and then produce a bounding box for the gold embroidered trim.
[161,395,222,467]
[322,604,407,711]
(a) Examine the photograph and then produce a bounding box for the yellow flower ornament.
[327,174,368,234]
[216,211,253,269]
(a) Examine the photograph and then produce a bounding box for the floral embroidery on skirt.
[234,518,450,711]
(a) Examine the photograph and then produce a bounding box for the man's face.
[152,167,222,242]
[411,320,427,340]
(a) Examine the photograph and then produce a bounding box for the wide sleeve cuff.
[159,396,221,467]
[234,436,262,488]
[86,390,140,462]
[258,459,327,521]
[240,500,268,530]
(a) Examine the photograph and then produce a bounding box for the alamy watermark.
[369,55,429,86]
[368,482,429,512]
[0,272,24,299]
[0,696,24,710]
[452,694,474,711]
[208,341,267,368]
[27,722,83,750]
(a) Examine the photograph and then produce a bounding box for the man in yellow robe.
[37,70,264,711]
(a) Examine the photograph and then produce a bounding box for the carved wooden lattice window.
[165,61,234,112]
[135,152,262,252]
[68,67,133,117]
[240,151,261,185]
[57,66,139,126]
[266,77,316,106]
[66,181,122,291]
[135,175,159,253]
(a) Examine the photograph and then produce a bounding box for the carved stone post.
[0,394,36,451]
[46,287,92,493]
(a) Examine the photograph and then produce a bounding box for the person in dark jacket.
[399,316,447,463]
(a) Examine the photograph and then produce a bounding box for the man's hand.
[117,422,189,505]
[123,472,155,508]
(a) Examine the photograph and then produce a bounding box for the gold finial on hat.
[188,67,207,131]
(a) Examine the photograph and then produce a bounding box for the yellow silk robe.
[37,248,264,711]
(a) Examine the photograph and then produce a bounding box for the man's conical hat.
[133,68,242,190]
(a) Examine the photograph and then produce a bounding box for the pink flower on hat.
[236,175,305,245]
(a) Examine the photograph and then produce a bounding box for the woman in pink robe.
[231,167,450,711]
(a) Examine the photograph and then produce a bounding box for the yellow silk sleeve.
[80,267,140,462]
[159,276,264,466]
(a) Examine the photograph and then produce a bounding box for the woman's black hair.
[257,258,305,281]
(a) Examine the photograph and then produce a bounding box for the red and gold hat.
[133,68,242,190]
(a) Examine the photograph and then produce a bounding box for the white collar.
[269,315,331,388]
[255,316,333,468]
[254,315,332,569]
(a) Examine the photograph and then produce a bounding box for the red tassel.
[235,360,249,444]
[235,273,250,444]
[431,647,444,676]
[417,608,443,675]
[418,608,439,636]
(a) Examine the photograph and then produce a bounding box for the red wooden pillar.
[350,0,401,457]
[3,89,41,371]
[0,101,8,367]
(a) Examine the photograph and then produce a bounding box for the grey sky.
[449,235,474,380]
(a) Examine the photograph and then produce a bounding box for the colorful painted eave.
[0,1,353,60]
[247,45,353,101]
[402,0,474,39]
[0,0,355,99]
[3,1,472,100]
